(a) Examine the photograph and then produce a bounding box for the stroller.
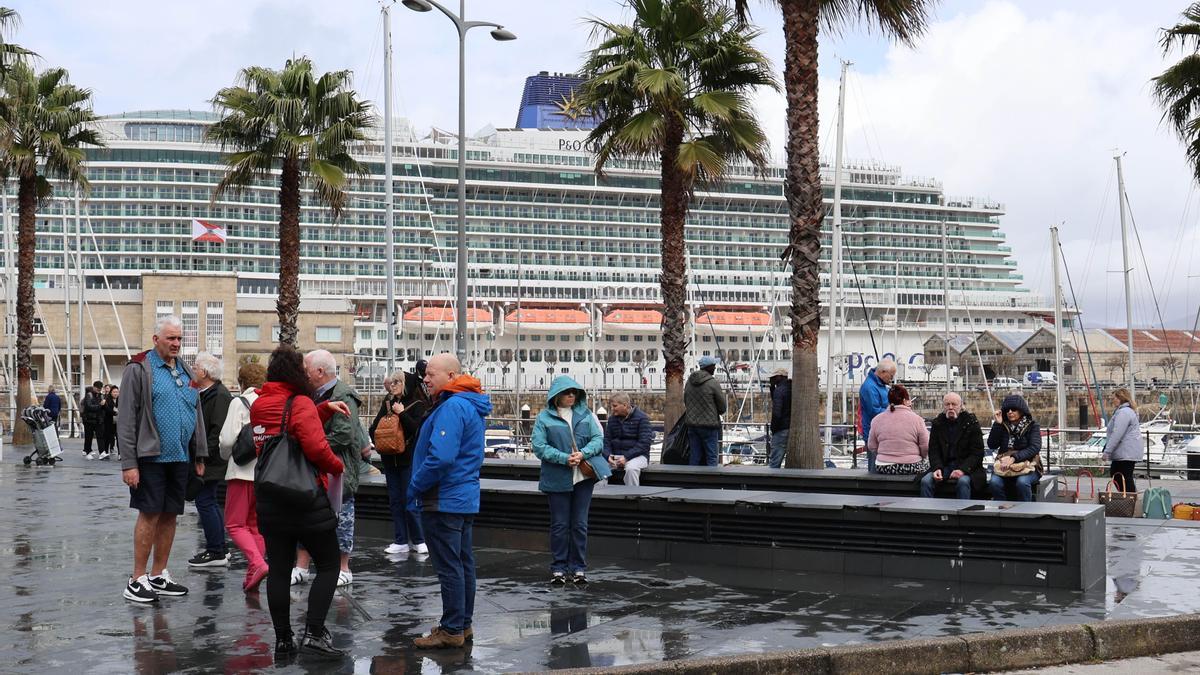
[21,406,62,466]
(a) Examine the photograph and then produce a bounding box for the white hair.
[305,349,337,375]
[609,392,632,406]
[194,352,223,381]
[943,392,963,405]
[876,359,897,375]
[155,314,182,335]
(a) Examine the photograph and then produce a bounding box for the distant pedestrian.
[82,384,104,458]
[369,364,429,556]
[1102,388,1141,493]
[117,315,205,604]
[409,353,492,649]
[921,393,985,499]
[43,385,61,428]
[188,352,232,569]
[867,383,929,475]
[987,394,1042,502]
[683,355,726,466]
[218,362,268,592]
[291,349,367,589]
[858,359,895,472]
[603,392,652,486]
[250,345,346,660]
[768,368,792,468]
[533,376,611,584]
[99,386,120,460]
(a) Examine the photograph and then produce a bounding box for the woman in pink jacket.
[867,384,929,475]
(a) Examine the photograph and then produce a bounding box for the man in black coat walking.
[189,353,232,567]
[920,392,985,499]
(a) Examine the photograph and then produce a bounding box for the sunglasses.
[170,368,184,388]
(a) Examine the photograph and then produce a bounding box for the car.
[992,377,1022,389]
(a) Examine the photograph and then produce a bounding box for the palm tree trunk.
[277,158,302,347]
[782,0,824,469]
[13,173,37,444]
[660,119,690,431]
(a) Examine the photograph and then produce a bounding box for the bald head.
[943,392,963,419]
[425,352,461,396]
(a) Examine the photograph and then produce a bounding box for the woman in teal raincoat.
[531,375,611,584]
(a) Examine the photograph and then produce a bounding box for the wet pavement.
[6,442,1200,673]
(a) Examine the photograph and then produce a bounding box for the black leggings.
[264,526,340,639]
[1110,460,1137,494]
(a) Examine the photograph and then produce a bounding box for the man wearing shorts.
[117,315,206,603]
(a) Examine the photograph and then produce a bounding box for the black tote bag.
[254,396,322,508]
[661,418,691,465]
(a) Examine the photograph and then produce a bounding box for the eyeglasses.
[170,368,183,388]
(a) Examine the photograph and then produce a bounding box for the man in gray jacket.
[683,355,727,466]
[117,315,206,603]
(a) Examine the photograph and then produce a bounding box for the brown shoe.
[414,626,465,649]
[464,626,474,642]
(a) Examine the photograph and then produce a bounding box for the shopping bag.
[1099,474,1137,518]
[37,426,62,458]
[660,419,690,465]
[1057,470,1094,504]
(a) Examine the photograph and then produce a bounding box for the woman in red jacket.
[251,345,346,661]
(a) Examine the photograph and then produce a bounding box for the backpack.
[231,396,258,466]
[1143,486,1173,520]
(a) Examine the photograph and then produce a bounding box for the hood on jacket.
[1001,394,1032,419]
[441,374,483,396]
[687,369,715,387]
[545,375,588,409]
[438,375,492,417]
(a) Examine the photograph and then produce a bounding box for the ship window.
[529,349,542,362]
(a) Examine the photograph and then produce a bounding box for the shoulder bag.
[1099,474,1137,518]
[374,400,406,455]
[254,396,322,508]
[231,396,259,466]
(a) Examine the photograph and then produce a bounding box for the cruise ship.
[2,72,1052,393]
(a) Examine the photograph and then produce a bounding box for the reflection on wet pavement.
[4,456,1200,673]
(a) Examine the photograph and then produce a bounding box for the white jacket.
[222,389,260,481]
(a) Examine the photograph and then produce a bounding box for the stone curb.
[543,613,1200,675]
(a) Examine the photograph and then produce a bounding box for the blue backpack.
[1143,486,1173,519]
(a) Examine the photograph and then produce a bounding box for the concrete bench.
[478,459,1059,501]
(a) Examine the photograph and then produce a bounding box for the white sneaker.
[385,543,410,554]
[289,567,311,586]
[337,570,353,587]
[86,452,97,460]
[415,542,429,555]
[98,451,110,460]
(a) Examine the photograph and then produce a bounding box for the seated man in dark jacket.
[920,392,985,499]
[603,392,653,486]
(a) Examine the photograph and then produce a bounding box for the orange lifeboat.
[403,306,492,330]
[695,310,773,336]
[505,308,591,334]
[602,309,662,334]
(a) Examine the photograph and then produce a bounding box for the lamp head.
[491,28,517,41]
[402,0,433,11]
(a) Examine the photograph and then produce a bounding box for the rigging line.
[80,206,132,359]
[1158,181,1195,311]
[1122,188,1178,370]
[1080,166,1114,292]
[849,72,886,164]
[841,245,878,362]
[1179,302,1200,389]
[946,241,993,413]
[1059,237,1106,423]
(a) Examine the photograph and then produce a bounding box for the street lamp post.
[402,0,515,365]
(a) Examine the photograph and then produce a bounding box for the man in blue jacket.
[603,392,653,485]
[43,386,62,428]
[408,353,491,650]
[858,359,895,473]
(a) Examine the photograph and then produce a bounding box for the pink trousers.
[224,480,267,572]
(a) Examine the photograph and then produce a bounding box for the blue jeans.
[769,429,788,468]
[989,471,1041,502]
[920,472,973,499]
[194,480,226,554]
[547,480,595,574]
[866,451,877,473]
[688,426,720,466]
[382,460,424,546]
[420,511,476,634]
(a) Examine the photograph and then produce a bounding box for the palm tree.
[578,0,777,430]
[1154,3,1200,184]
[734,0,935,468]
[207,57,372,346]
[0,62,103,444]
[0,7,32,77]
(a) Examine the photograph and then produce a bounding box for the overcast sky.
[9,0,1200,329]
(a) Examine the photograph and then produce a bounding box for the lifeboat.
[403,306,493,331]
[695,310,773,336]
[602,309,662,335]
[505,308,591,334]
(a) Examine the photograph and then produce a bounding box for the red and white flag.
[191,219,227,244]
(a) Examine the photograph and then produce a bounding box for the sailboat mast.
[2,191,14,422]
[1115,154,1135,400]
[63,194,73,434]
[382,2,397,378]
[1051,226,1066,435]
[76,191,84,391]
[941,219,950,395]
[823,60,849,450]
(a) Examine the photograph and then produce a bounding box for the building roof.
[985,330,1038,352]
[1101,329,1200,353]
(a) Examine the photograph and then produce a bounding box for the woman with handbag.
[866,384,930,475]
[1101,388,1141,493]
[218,362,268,592]
[249,345,346,661]
[369,364,429,555]
[987,394,1042,502]
[531,376,611,585]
